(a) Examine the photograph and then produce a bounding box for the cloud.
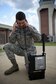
[0,0,31,10]
[13,0,34,10]
[0,11,15,26]
[27,11,39,31]
[0,0,39,10]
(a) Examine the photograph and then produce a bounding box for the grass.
[0,46,4,52]
[0,48,4,52]
[35,42,56,46]
[0,48,3,52]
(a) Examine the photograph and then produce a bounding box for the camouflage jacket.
[9,25,41,53]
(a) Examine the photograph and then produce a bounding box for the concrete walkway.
[0,46,56,84]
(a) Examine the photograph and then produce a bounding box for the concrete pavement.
[0,46,56,84]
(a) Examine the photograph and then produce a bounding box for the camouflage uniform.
[3,25,41,64]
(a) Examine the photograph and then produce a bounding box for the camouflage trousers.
[3,43,36,64]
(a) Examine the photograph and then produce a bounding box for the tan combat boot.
[4,64,19,75]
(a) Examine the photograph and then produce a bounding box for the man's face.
[16,19,27,28]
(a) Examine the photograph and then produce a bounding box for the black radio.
[26,34,46,80]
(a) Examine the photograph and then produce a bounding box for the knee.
[3,43,10,50]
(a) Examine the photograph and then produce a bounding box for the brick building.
[0,23,12,44]
[38,0,56,42]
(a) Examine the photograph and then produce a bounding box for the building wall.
[52,9,56,42]
[0,28,11,44]
[38,2,54,36]
[53,9,55,36]
[0,30,6,44]
[48,6,54,36]
[40,8,49,35]
[54,10,56,36]
[37,1,56,42]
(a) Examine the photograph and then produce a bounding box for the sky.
[0,0,56,32]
